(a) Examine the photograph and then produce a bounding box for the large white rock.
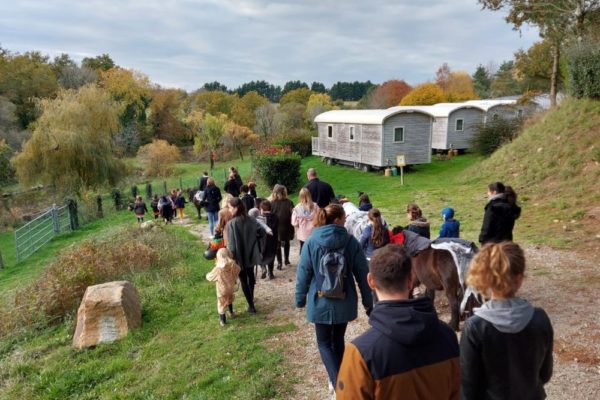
[72,281,141,349]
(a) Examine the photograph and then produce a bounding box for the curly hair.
[466,241,525,298]
[368,208,386,247]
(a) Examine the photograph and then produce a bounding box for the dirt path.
[189,221,600,400]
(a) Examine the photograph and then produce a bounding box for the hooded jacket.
[336,298,460,399]
[295,224,372,324]
[407,217,431,239]
[479,195,521,244]
[460,298,553,400]
[291,203,318,242]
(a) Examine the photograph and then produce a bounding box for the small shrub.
[255,146,302,193]
[137,139,181,177]
[0,139,15,186]
[471,117,523,156]
[567,42,600,99]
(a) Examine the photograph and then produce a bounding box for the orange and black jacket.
[336,298,460,399]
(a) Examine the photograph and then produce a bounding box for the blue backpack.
[316,238,348,300]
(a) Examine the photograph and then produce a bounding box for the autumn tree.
[0,96,30,151]
[52,54,97,90]
[231,91,269,129]
[137,139,181,176]
[282,80,309,95]
[222,122,258,160]
[234,80,281,102]
[12,85,124,194]
[400,83,445,105]
[479,0,600,105]
[490,61,522,96]
[279,87,313,106]
[82,54,116,71]
[366,79,412,108]
[274,102,306,133]
[190,112,227,159]
[147,88,189,146]
[0,139,15,185]
[445,71,478,101]
[306,93,334,127]
[192,90,236,117]
[435,63,452,92]
[0,51,59,128]
[203,81,228,92]
[514,39,565,92]
[310,81,327,93]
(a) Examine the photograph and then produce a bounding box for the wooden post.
[0,250,4,270]
[400,166,404,185]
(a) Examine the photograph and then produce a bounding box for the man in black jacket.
[304,168,335,209]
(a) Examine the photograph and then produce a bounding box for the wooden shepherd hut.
[312,107,434,170]
[427,103,486,151]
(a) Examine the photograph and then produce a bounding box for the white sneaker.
[328,381,335,394]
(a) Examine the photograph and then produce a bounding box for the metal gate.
[14,205,72,262]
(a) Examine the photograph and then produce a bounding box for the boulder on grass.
[140,220,155,230]
[72,281,141,349]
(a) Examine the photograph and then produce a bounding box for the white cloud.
[0,0,539,91]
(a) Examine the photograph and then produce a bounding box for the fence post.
[51,204,60,234]
[145,183,152,200]
[66,198,79,230]
[0,250,4,270]
[179,177,183,189]
[163,181,167,195]
[96,195,103,218]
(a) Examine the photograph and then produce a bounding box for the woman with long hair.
[406,203,430,239]
[226,197,265,313]
[291,188,318,254]
[295,204,373,393]
[271,184,295,269]
[479,182,522,244]
[461,242,553,399]
[359,208,390,258]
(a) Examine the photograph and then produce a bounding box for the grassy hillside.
[462,98,600,249]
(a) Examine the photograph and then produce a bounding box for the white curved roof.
[463,99,516,111]
[314,106,434,124]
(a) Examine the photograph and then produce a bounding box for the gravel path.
[189,221,600,400]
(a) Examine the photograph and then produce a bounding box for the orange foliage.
[400,83,445,105]
[137,139,181,176]
[367,80,413,108]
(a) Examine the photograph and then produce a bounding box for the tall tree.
[222,122,258,160]
[490,61,522,96]
[279,87,313,106]
[234,80,281,102]
[445,71,478,101]
[254,103,277,138]
[435,63,452,92]
[310,81,327,93]
[514,39,562,92]
[479,0,600,105]
[366,79,412,108]
[82,53,116,71]
[472,64,492,98]
[203,81,228,92]
[147,88,189,146]
[12,85,124,194]
[400,83,445,105]
[231,91,269,129]
[306,93,335,127]
[282,80,309,95]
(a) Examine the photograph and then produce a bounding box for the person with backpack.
[295,204,373,394]
[240,184,255,213]
[158,194,175,224]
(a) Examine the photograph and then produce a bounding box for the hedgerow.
[254,145,302,193]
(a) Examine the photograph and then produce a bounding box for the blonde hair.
[221,193,234,209]
[467,242,526,298]
[272,184,288,201]
[217,208,233,234]
[298,188,315,211]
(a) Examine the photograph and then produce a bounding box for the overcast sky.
[0,0,539,91]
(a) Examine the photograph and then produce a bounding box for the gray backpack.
[316,239,348,299]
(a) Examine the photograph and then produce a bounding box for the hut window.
[327,125,333,138]
[455,119,464,131]
[349,126,355,141]
[517,109,523,118]
[393,127,405,143]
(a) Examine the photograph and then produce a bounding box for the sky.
[0,0,540,91]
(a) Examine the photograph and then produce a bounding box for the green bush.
[471,117,523,156]
[255,146,302,193]
[0,139,15,186]
[272,130,313,157]
[567,42,600,99]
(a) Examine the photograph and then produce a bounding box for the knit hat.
[441,207,455,220]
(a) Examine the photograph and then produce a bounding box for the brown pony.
[411,246,481,331]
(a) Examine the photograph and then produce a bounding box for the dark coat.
[241,194,255,214]
[226,216,266,269]
[261,213,279,265]
[203,185,222,213]
[407,217,431,239]
[336,298,460,399]
[304,178,335,209]
[271,198,295,241]
[460,307,553,400]
[479,196,521,244]
[199,175,209,191]
[133,202,148,215]
[224,178,241,197]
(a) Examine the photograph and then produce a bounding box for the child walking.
[438,207,460,238]
[133,196,148,222]
[259,200,279,279]
[206,248,241,326]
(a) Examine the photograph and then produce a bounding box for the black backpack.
[316,238,348,300]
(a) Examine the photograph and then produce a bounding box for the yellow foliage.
[137,139,181,177]
[445,71,478,102]
[280,87,313,106]
[99,67,150,112]
[400,83,445,105]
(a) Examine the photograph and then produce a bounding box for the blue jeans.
[207,211,218,235]
[315,322,348,387]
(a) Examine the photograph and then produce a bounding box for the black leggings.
[238,267,255,308]
[276,240,290,265]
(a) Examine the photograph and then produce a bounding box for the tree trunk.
[550,43,560,107]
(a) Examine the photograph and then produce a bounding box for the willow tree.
[12,84,124,194]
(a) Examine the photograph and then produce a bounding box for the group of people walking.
[200,165,550,399]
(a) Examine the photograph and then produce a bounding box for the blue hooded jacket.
[295,224,372,324]
[439,207,460,238]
